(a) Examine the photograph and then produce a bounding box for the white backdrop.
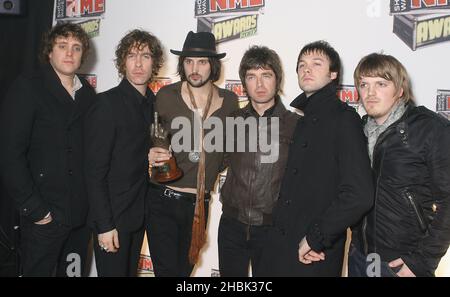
[53,0,450,276]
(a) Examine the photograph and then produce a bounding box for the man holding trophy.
[147,31,238,276]
[84,29,163,276]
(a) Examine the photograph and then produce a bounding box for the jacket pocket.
[402,189,427,233]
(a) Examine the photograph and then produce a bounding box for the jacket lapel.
[67,81,92,126]
[40,64,74,126]
[41,64,75,107]
[142,91,155,126]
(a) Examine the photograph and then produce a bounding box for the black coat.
[84,79,153,234]
[353,103,450,277]
[0,64,96,227]
[264,83,374,276]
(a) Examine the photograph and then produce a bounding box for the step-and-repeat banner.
[53,0,450,276]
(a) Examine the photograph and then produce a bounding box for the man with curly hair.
[0,22,96,276]
[84,29,163,276]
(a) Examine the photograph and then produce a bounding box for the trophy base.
[153,157,183,183]
[154,168,183,183]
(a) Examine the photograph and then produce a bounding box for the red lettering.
[210,0,227,12]
[249,0,264,7]
[447,96,450,110]
[80,0,93,14]
[411,0,448,9]
[338,88,359,103]
[95,0,104,12]
[229,0,247,9]
[66,0,78,17]
[149,79,170,94]
[210,0,263,11]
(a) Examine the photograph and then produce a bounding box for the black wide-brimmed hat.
[170,31,226,59]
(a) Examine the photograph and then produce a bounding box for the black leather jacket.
[220,98,299,226]
[353,103,450,276]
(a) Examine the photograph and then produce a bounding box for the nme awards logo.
[225,79,249,108]
[391,0,450,50]
[436,89,450,120]
[149,77,172,94]
[337,85,359,109]
[391,0,450,13]
[195,0,265,44]
[55,0,105,20]
[138,254,154,276]
[78,74,97,89]
[54,0,105,39]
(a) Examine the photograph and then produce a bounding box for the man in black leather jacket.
[349,53,450,277]
[218,46,299,276]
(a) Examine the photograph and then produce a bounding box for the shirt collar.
[68,75,83,100]
[244,96,286,117]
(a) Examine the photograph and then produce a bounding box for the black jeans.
[93,227,144,277]
[20,220,90,277]
[348,243,399,277]
[146,187,209,277]
[218,215,269,277]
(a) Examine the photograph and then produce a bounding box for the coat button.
[39,173,44,177]
[68,170,73,175]
[285,200,291,205]
[301,142,308,148]
[399,129,405,134]
[23,208,27,212]
[292,168,298,174]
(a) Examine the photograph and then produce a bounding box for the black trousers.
[146,186,209,277]
[20,220,90,277]
[93,227,144,277]
[218,215,269,277]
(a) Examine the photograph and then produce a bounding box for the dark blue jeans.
[348,244,399,277]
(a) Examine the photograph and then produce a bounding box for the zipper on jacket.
[404,190,427,233]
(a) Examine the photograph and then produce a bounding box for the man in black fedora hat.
[146,31,238,276]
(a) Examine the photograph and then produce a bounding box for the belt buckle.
[163,188,174,198]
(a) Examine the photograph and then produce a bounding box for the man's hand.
[148,147,171,168]
[98,229,120,253]
[34,212,52,225]
[298,236,325,264]
[389,258,416,277]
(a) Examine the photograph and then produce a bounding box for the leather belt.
[149,182,210,204]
